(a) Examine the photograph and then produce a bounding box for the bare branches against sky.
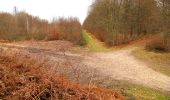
[0,0,92,23]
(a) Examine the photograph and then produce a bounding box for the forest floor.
[0,40,170,99]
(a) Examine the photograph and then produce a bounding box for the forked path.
[0,42,170,92]
[82,48,170,92]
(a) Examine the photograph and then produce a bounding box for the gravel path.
[0,42,170,92]
[82,48,170,92]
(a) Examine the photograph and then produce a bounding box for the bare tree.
[160,0,170,49]
[83,0,159,46]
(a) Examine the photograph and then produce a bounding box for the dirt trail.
[0,42,170,92]
[83,48,170,92]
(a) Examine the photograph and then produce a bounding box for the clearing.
[0,33,170,99]
[0,40,170,93]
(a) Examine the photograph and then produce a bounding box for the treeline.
[83,0,170,46]
[48,17,82,44]
[0,12,48,41]
[0,11,82,44]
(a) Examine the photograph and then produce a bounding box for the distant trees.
[15,12,49,40]
[0,12,48,41]
[48,17,82,44]
[0,11,82,44]
[83,0,161,46]
[0,13,18,40]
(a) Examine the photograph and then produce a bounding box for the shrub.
[33,33,46,40]
[145,35,170,52]
[78,32,87,46]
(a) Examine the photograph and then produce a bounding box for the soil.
[0,41,170,92]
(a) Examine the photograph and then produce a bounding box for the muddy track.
[0,43,170,92]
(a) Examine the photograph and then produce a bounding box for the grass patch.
[133,47,170,77]
[103,79,170,100]
[82,31,110,52]
[125,84,170,100]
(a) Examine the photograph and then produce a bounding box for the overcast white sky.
[0,0,93,23]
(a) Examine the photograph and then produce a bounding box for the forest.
[84,0,170,47]
[0,0,169,50]
[0,0,170,99]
